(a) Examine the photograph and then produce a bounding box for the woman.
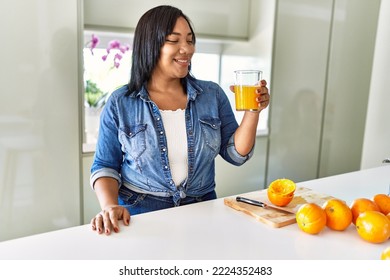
[90,5,270,235]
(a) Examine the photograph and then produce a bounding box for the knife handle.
[236,196,266,208]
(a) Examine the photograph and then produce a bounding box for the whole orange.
[373,194,390,215]
[356,210,390,244]
[267,178,296,207]
[350,198,380,225]
[381,247,390,260]
[296,203,327,235]
[322,198,352,231]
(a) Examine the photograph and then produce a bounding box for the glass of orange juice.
[233,70,262,111]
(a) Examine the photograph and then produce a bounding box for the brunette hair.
[127,5,196,94]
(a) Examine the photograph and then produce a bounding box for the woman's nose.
[179,42,193,54]
[179,45,188,54]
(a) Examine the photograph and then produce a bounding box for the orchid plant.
[84,34,131,108]
[86,34,130,69]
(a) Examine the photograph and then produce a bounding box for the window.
[83,48,132,96]
[82,31,268,153]
[82,31,132,152]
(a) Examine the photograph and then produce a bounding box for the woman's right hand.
[90,205,131,235]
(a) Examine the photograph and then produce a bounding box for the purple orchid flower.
[89,34,99,55]
[87,34,130,68]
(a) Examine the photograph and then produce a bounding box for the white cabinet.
[267,0,381,183]
[84,0,251,40]
[0,0,81,241]
[360,0,390,169]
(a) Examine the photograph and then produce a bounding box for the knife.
[236,196,294,214]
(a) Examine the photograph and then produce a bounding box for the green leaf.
[84,80,107,108]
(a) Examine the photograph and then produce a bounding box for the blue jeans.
[118,186,217,215]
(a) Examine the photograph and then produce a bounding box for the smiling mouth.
[174,58,191,66]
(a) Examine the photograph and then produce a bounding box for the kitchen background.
[0,0,389,242]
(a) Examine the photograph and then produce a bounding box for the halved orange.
[267,178,296,207]
[268,179,296,196]
[267,191,294,207]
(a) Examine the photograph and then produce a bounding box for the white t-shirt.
[159,109,188,186]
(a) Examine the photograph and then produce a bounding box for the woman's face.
[154,17,195,80]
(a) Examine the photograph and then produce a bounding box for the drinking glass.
[233,70,262,111]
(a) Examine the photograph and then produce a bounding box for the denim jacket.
[90,77,254,203]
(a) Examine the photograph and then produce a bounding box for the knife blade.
[236,196,294,214]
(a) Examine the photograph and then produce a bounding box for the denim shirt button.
[180,190,186,199]
[162,147,166,152]
[164,165,168,169]
[160,131,164,135]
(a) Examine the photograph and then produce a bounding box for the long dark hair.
[127,5,196,94]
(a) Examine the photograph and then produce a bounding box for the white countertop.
[0,165,389,260]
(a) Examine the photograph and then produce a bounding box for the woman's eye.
[165,39,194,45]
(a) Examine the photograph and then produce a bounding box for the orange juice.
[234,85,259,111]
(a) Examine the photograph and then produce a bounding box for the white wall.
[0,0,81,241]
[361,0,390,169]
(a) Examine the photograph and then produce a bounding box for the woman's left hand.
[256,80,270,110]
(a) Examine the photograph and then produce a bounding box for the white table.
[0,165,389,260]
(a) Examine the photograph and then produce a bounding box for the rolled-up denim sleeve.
[225,134,254,165]
[90,167,121,189]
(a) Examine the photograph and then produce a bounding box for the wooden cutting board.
[224,186,335,228]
